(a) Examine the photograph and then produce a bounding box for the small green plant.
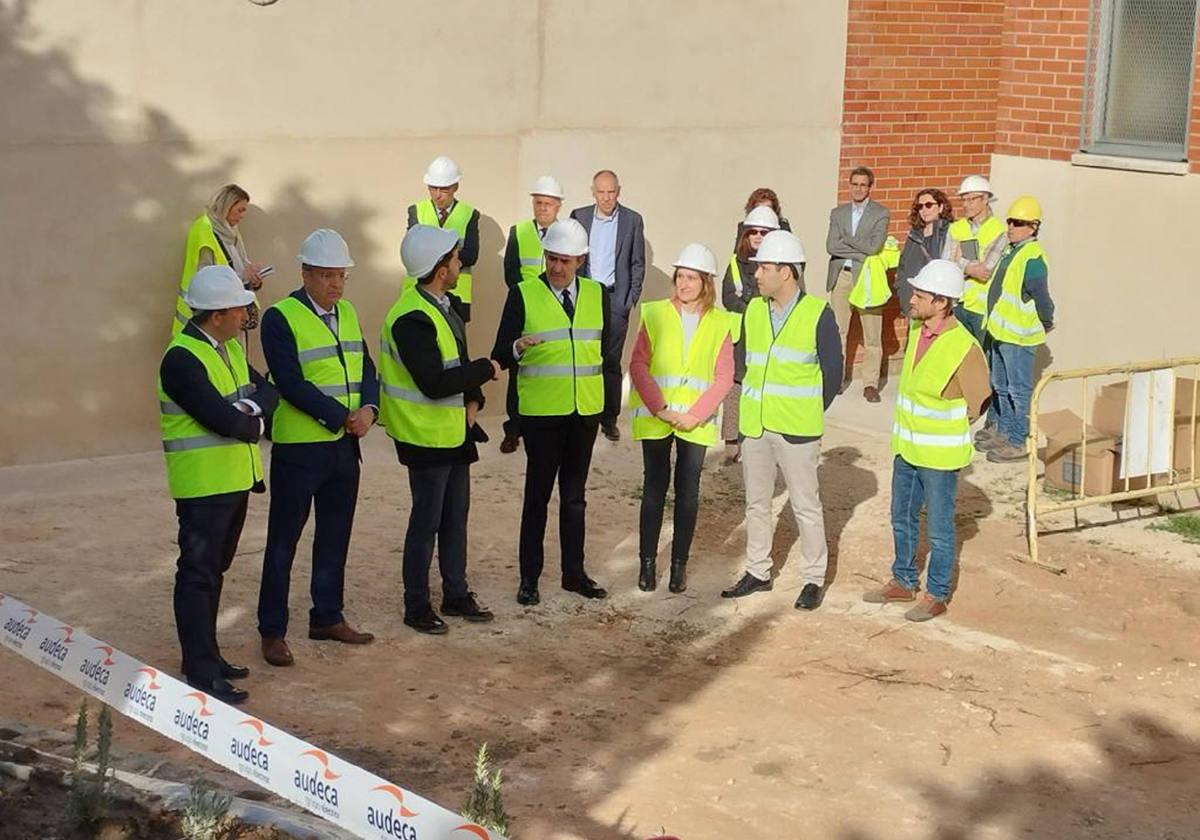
[66,699,113,829]
[1149,513,1200,544]
[462,743,511,836]
[181,779,233,840]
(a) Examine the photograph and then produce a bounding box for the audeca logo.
[366,784,420,839]
[2,607,38,645]
[172,691,214,749]
[231,718,273,780]
[38,624,73,668]
[122,667,161,720]
[293,749,341,815]
[80,645,115,688]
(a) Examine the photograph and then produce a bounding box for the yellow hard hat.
[1006,195,1042,222]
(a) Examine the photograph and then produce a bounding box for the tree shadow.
[819,445,878,588]
[839,712,1200,839]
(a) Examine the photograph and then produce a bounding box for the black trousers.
[639,435,706,562]
[257,439,359,638]
[402,463,471,616]
[503,369,521,438]
[175,493,248,683]
[601,309,630,427]
[519,414,599,585]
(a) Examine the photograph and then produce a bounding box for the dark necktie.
[539,227,547,239]
[215,342,232,370]
[320,312,337,336]
[561,287,575,320]
[438,207,448,225]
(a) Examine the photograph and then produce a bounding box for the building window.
[1081,0,1199,161]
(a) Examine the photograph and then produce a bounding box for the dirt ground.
[2,399,1200,840]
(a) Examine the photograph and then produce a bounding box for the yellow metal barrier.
[1026,356,1200,568]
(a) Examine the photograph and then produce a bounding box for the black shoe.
[795,583,824,611]
[440,593,494,623]
[517,582,540,606]
[721,572,773,599]
[668,559,687,594]
[601,423,620,442]
[638,558,657,592]
[403,611,449,635]
[562,578,608,599]
[499,434,520,454]
[219,658,250,680]
[188,677,249,706]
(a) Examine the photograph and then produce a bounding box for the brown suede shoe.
[261,637,294,667]
[904,593,948,622]
[862,579,917,603]
[864,386,882,403]
[308,621,374,645]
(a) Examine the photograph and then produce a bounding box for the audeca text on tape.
[0,591,503,840]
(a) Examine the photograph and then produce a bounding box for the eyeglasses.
[916,201,941,210]
[1006,218,1032,228]
[747,228,770,236]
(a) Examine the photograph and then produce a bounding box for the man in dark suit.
[825,165,891,402]
[570,169,646,441]
[381,225,501,634]
[158,265,278,705]
[257,229,377,668]
[492,219,616,605]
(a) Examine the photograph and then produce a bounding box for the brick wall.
[838,0,1007,236]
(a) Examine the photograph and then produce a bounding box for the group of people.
[160,159,1055,705]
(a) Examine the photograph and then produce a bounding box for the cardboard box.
[1040,409,1121,496]
[1091,377,1200,478]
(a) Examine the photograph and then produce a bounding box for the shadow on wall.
[838,712,1200,839]
[0,1,377,465]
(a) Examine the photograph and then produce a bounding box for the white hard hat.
[750,230,806,265]
[530,175,565,199]
[909,259,965,299]
[423,156,462,188]
[185,265,255,311]
[742,206,781,230]
[957,175,994,197]
[297,229,355,268]
[401,224,460,280]
[673,243,718,276]
[542,219,589,257]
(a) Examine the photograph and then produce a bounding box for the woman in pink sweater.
[628,244,736,594]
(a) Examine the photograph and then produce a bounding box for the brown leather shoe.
[862,579,916,603]
[261,637,294,667]
[308,621,374,645]
[499,434,520,454]
[864,386,881,403]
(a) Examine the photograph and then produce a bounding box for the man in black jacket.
[380,225,499,634]
[158,265,278,705]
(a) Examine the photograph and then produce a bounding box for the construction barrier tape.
[0,592,505,840]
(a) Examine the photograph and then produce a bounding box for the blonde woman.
[174,184,266,335]
[629,244,737,593]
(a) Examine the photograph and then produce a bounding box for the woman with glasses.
[896,188,954,318]
[719,205,780,465]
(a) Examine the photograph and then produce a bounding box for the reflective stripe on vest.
[268,296,365,443]
[739,294,826,438]
[415,199,475,303]
[891,320,978,470]
[949,215,1006,315]
[379,287,467,448]
[158,333,263,499]
[847,252,892,309]
[628,300,737,447]
[516,278,604,416]
[515,219,546,284]
[175,215,227,336]
[985,241,1047,347]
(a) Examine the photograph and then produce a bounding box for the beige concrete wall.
[0,0,848,466]
[989,153,1200,413]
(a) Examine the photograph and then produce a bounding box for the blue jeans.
[988,340,1036,446]
[891,455,959,600]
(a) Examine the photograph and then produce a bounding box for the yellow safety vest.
[516,278,604,416]
[175,215,226,335]
[848,252,892,309]
[158,333,263,499]
[985,241,1048,347]
[379,287,467,448]
[949,215,1006,315]
[267,297,365,443]
[740,294,827,438]
[629,300,740,447]
[414,199,475,303]
[892,320,979,470]
[728,255,746,296]
[515,220,546,284]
